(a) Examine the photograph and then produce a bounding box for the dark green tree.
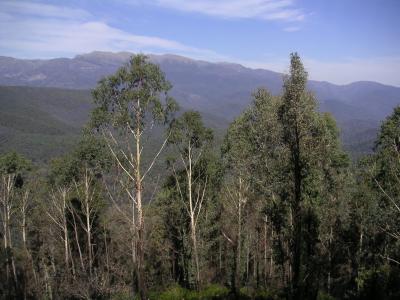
[354,106,400,299]
[278,53,350,299]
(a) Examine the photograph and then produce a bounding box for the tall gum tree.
[91,54,177,299]
[168,110,213,289]
[278,53,327,298]
[370,106,400,263]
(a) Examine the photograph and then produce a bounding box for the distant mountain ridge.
[1,51,400,158]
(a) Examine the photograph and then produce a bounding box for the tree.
[72,135,110,281]
[91,54,177,299]
[47,153,78,284]
[0,152,31,296]
[278,53,317,298]
[239,89,285,289]
[168,110,213,289]
[347,106,400,299]
[372,105,400,245]
[221,89,268,292]
[277,53,351,299]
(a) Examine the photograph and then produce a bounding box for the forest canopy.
[0,53,399,300]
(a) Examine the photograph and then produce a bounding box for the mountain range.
[1,51,400,161]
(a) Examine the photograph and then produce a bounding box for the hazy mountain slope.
[0,85,227,162]
[0,86,92,162]
[1,52,398,122]
[1,51,399,158]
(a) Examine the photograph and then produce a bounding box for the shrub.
[153,285,188,300]
[196,284,230,300]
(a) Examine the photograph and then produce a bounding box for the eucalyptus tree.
[47,154,78,277]
[221,112,252,293]
[168,110,213,288]
[363,106,400,275]
[278,53,317,298]
[91,54,177,299]
[71,135,110,280]
[277,53,351,298]
[0,152,31,292]
[371,106,400,246]
[347,106,400,299]
[242,89,286,288]
[315,113,351,294]
[222,88,288,290]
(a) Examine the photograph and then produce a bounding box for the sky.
[0,0,399,86]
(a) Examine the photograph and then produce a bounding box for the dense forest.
[1,53,399,300]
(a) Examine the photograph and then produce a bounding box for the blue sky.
[0,0,399,86]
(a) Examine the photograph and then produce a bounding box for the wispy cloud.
[149,0,305,22]
[0,1,397,86]
[0,1,224,60]
[283,26,301,32]
[0,1,90,20]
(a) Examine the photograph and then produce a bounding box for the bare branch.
[141,131,171,182]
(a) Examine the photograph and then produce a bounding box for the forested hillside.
[0,86,91,161]
[1,52,400,158]
[1,54,399,300]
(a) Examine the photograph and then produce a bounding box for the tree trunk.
[136,123,147,300]
[236,177,243,291]
[187,144,201,289]
[62,189,69,270]
[291,131,303,300]
[84,169,93,278]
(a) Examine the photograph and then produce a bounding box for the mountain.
[1,51,400,159]
[0,86,91,162]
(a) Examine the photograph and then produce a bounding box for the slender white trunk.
[135,108,146,300]
[61,189,70,270]
[84,169,93,277]
[71,210,84,271]
[187,143,201,288]
[264,215,267,285]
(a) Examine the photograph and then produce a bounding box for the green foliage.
[150,285,187,300]
[91,54,178,131]
[355,265,400,300]
[169,110,213,150]
[0,151,31,175]
[49,153,79,186]
[1,53,399,300]
[48,134,110,186]
[0,85,91,162]
[149,284,229,300]
[239,287,282,300]
[317,291,337,300]
[195,284,229,299]
[350,105,400,300]
[73,134,111,173]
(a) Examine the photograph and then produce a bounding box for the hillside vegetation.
[1,52,400,158]
[0,86,91,161]
[1,54,399,300]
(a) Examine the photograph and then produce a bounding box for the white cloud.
[142,0,305,22]
[0,1,398,86]
[0,1,224,60]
